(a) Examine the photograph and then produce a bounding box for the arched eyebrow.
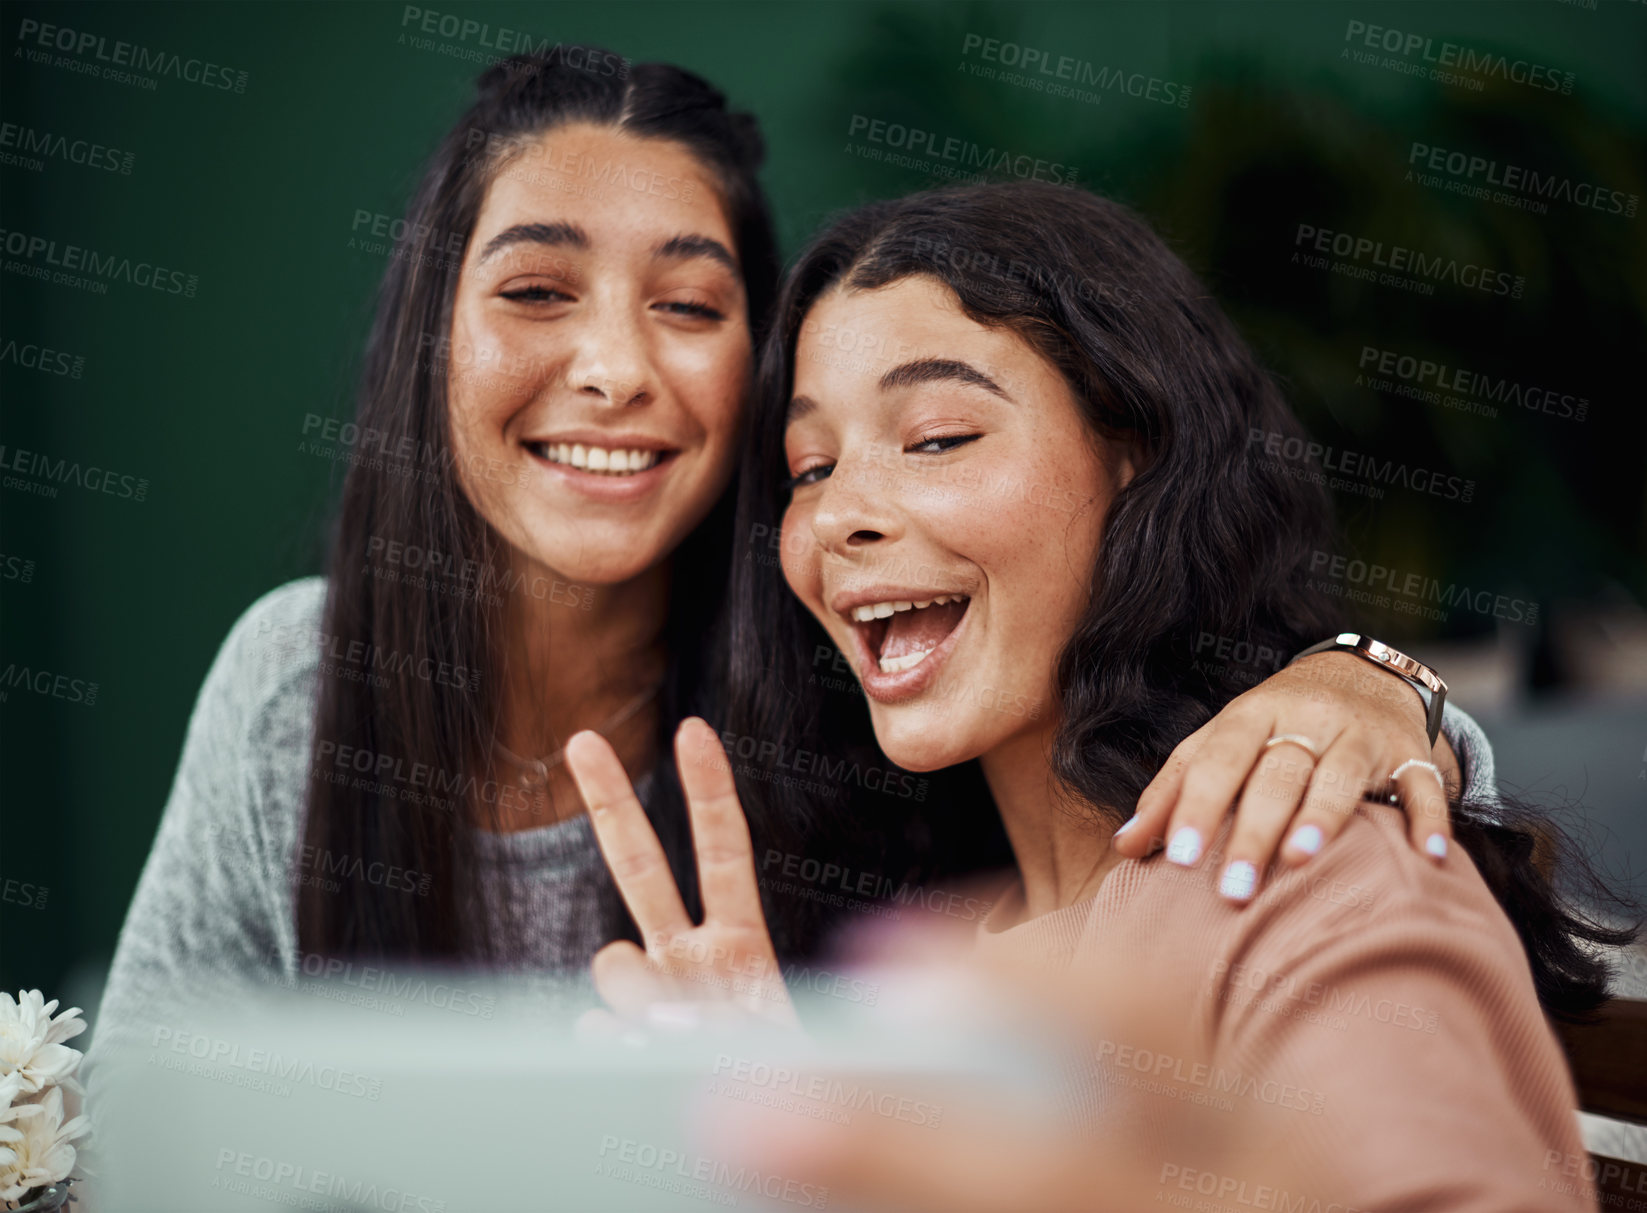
[786,357,1011,426]
[786,395,819,425]
[477,221,588,264]
[655,233,738,275]
[879,357,1010,399]
[475,224,737,275]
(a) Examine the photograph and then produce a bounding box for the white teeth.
[847,596,968,623]
[535,443,662,475]
[878,649,932,674]
[845,595,971,674]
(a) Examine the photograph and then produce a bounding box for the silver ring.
[1389,758,1446,791]
[1264,734,1321,761]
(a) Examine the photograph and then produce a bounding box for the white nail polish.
[1114,817,1138,837]
[1289,825,1324,856]
[1425,834,1448,860]
[1220,861,1258,902]
[1165,827,1203,866]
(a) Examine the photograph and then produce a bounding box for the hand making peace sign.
[564,717,797,1029]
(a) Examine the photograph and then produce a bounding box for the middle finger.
[1159,706,1277,868]
[675,717,767,930]
[1218,740,1319,903]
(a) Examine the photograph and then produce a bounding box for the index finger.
[566,730,691,946]
[1119,724,1205,856]
[674,717,766,930]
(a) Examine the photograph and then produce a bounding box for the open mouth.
[525,441,677,476]
[847,595,971,674]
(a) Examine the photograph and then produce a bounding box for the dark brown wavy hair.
[297,45,777,964]
[723,181,1631,1018]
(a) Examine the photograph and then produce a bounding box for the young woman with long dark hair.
[85,47,775,1075]
[562,182,1631,1206]
[92,44,1499,1084]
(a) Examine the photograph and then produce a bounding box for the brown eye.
[654,300,724,320]
[908,434,982,454]
[501,285,571,303]
[781,463,834,493]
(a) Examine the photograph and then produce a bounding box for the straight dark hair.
[297,46,777,964]
[724,181,1631,1018]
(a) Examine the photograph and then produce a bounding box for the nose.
[809,457,902,556]
[563,297,655,407]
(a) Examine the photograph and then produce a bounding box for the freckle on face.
[445,122,753,587]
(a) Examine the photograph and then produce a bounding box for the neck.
[979,718,1122,925]
[506,550,670,687]
[490,550,670,823]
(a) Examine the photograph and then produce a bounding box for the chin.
[870,715,983,773]
[519,512,678,583]
[540,546,664,587]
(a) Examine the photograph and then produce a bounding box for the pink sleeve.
[1208,893,1596,1212]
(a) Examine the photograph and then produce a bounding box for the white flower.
[0,1069,33,1170]
[0,992,86,1096]
[0,1085,87,1202]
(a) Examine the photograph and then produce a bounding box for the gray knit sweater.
[83,578,635,1087]
[84,576,1498,1083]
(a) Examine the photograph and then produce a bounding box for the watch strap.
[1290,633,1448,747]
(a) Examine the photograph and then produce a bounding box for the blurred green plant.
[802,1,1647,643]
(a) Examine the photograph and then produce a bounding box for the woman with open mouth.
[564,181,1626,1208]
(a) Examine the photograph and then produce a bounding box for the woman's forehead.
[473,123,736,251]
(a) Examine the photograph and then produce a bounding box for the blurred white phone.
[89,968,1063,1213]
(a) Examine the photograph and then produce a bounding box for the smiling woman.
[782,277,1133,754]
[446,124,752,581]
[83,48,780,1097]
[292,58,776,970]
[730,186,1625,1000]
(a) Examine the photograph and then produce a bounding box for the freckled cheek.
[1007,486,1105,678]
[445,378,494,464]
[661,341,750,448]
[455,307,510,360]
[778,508,824,609]
[449,313,547,437]
[922,461,1090,669]
[908,453,1056,574]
